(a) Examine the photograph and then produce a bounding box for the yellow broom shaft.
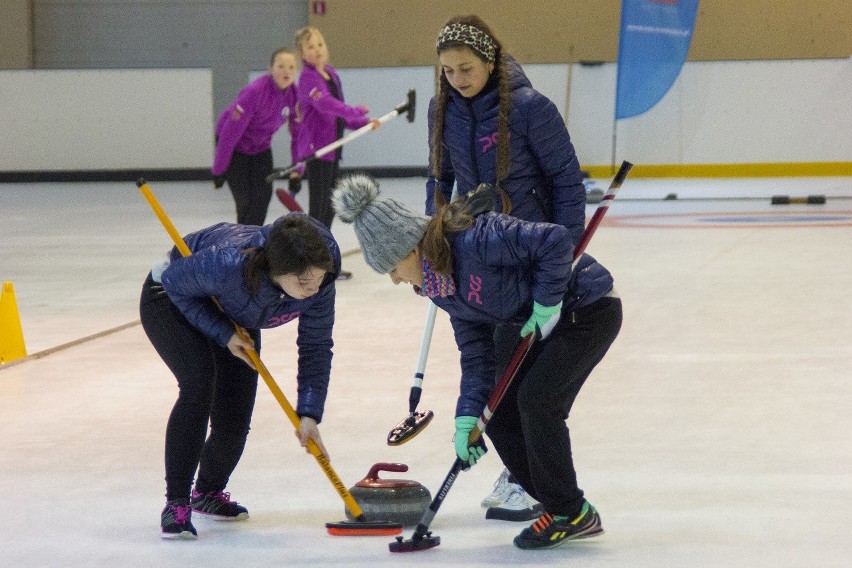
[137,180,363,518]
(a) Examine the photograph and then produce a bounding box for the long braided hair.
[432,15,512,213]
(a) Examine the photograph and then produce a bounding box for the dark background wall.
[4,0,848,113]
[26,0,308,117]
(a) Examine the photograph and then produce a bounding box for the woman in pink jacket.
[295,27,379,278]
[212,48,301,226]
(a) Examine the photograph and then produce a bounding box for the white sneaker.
[485,486,544,522]
[480,469,513,508]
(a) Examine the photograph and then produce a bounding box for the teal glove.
[520,301,563,340]
[454,416,487,468]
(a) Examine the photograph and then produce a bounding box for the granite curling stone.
[345,463,431,527]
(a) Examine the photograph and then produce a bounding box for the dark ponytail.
[422,184,500,275]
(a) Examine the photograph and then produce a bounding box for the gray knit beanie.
[332,174,430,274]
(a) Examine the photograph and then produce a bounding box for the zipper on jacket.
[467,99,481,185]
[529,186,550,220]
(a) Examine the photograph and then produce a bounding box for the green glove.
[520,301,563,340]
[454,416,487,468]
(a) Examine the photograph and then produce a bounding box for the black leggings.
[306,159,339,229]
[139,274,260,501]
[226,148,274,225]
[487,296,623,517]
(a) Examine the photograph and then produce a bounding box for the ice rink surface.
[2,176,851,567]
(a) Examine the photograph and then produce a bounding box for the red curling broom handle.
[574,160,633,261]
[469,160,632,442]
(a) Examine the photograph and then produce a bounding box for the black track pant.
[306,159,339,229]
[486,296,623,518]
[226,148,273,226]
[139,274,260,501]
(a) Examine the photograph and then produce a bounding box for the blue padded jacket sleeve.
[294,282,335,423]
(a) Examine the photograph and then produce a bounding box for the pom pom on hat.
[332,174,430,274]
[331,173,379,224]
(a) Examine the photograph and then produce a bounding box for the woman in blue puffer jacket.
[429,14,590,517]
[334,176,622,551]
[427,15,587,245]
[139,213,340,540]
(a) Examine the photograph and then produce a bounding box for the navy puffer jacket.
[429,212,613,417]
[159,213,340,422]
[426,57,587,244]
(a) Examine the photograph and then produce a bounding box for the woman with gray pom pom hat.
[332,174,622,550]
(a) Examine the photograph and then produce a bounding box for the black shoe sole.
[486,506,544,522]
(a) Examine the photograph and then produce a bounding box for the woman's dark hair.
[422,184,500,275]
[432,15,511,210]
[243,216,334,295]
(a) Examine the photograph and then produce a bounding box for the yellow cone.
[0,281,27,363]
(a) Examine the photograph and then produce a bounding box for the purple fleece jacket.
[296,62,369,162]
[212,74,300,176]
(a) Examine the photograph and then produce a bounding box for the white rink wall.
[1,59,849,172]
[0,68,213,171]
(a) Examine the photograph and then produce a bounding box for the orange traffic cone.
[0,281,27,363]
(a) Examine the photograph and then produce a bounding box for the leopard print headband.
[436,23,497,63]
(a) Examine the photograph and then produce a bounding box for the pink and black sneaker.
[161,498,197,540]
[190,490,249,521]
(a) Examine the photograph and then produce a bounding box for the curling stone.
[584,180,605,204]
[345,463,431,527]
[586,188,605,204]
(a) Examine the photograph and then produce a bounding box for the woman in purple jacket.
[294,26,380,278]
[333,176,622,551]
[140,213,340,540]
[212,48,301,226]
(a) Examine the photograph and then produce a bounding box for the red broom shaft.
[574,160,632,260]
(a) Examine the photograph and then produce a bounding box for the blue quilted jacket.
[426,57,587,244]
[430,212,613,418]
[159,213,340,422]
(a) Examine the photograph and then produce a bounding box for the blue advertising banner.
[615,0,699,120]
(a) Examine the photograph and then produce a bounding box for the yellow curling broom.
[136,179,401,537]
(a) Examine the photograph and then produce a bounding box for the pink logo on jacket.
[267,312,300,326]
[480,132,498,153]
[467,274,483,305]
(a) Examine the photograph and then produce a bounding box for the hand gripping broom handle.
[266,89,416,182]
[401,160,633,546]
[468,160,632,444]
[136,179,365,520]
[406,331,535,543]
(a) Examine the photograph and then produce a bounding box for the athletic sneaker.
[337,270,353,281]
[480,468,513,508]
[485,486,544,521]
[190,490,249,521]
[513,501,603,550]
[161,498,197,540]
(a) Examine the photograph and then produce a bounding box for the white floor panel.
[1,176,851,567]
